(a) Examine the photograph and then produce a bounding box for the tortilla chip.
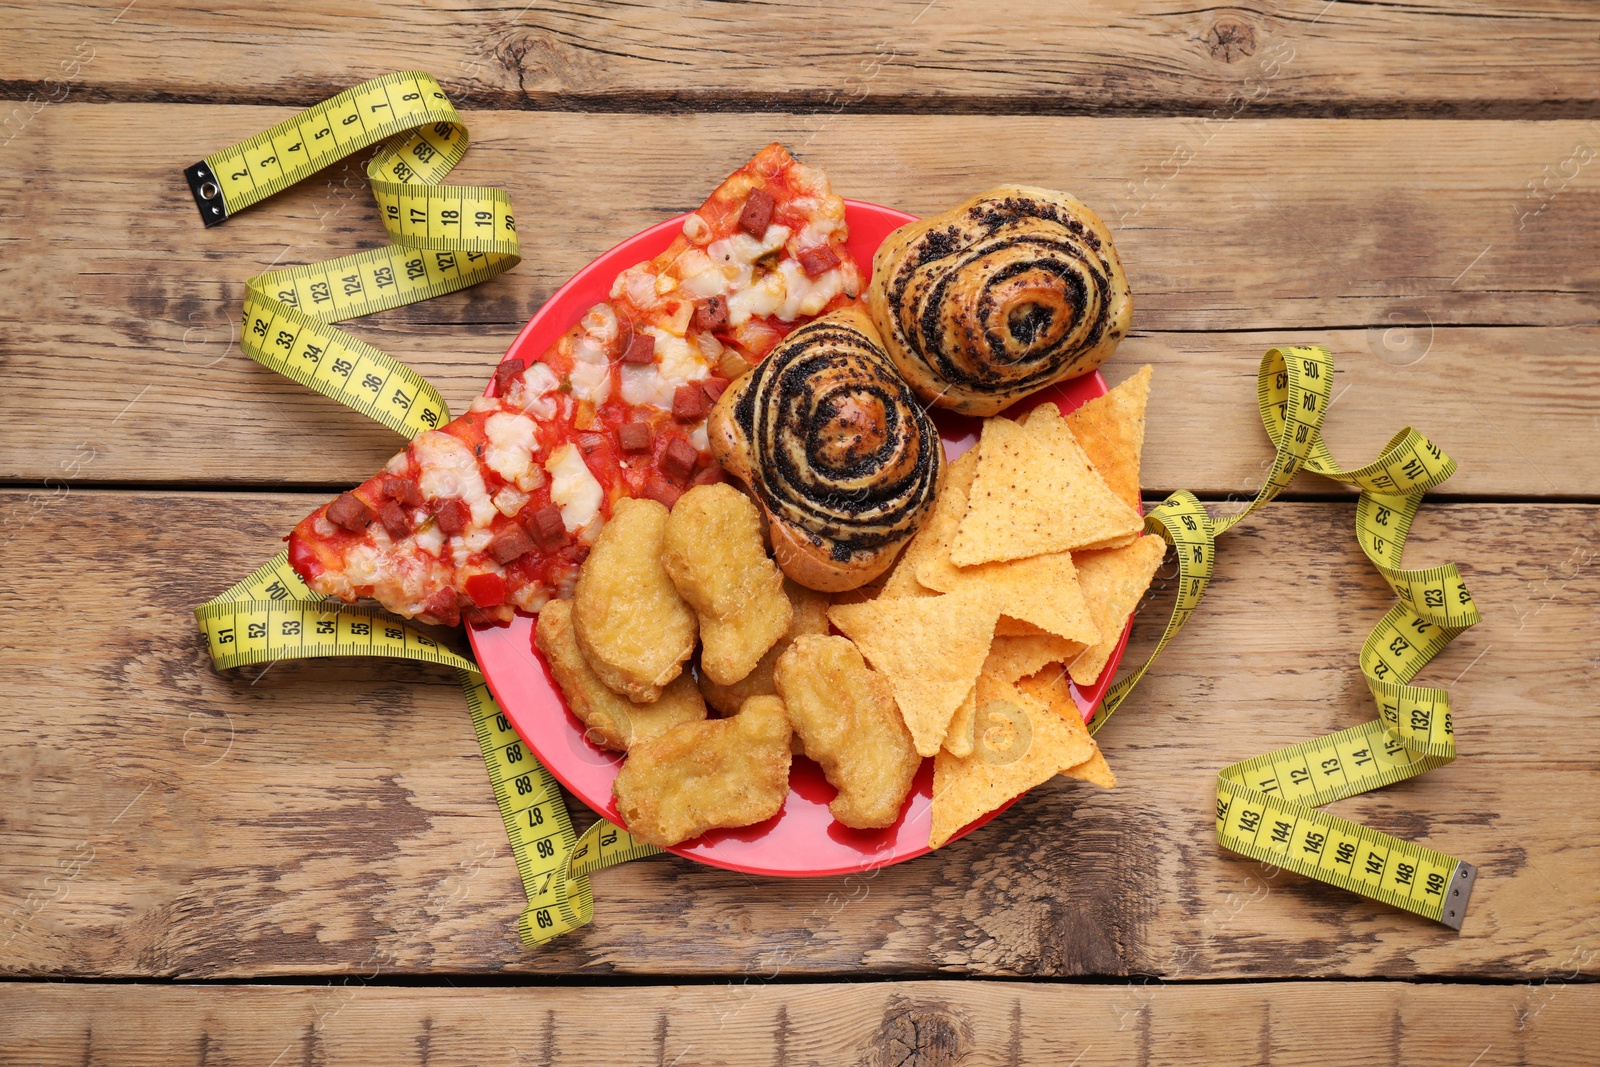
[982,633,1085,684]
[1064,365,1151,514]
[881,449,978,600]
[942,684,977,758]
[1063,749,1118,789]
[878,549,939,600]
[918,546,1099,647]
[829,589,1000,757]
[928,672,1096,848]
[951,409,1142,567]
[1074,531,1144,552]
[1057,369,1153,550]
[913,442,1100,645]
[1016,667,1116,788]
[831,567,892,605]
[1068,535,1167,687]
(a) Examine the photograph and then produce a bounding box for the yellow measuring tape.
[1089,346,1480,927]
[187,73,656,945]
[185,71,517,437]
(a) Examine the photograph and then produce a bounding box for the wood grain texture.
[5,980,1598,1067]
[3,105,1598,492]
[3,0,1599,115]
[3,491,1596,980]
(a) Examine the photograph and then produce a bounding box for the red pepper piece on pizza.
[287,143,861,625]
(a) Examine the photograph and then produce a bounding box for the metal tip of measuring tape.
[182,161,229,227]
[1440,861,1477,931]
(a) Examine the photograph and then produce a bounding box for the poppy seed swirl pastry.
[708,306,944,592]
[866,185,1133,416]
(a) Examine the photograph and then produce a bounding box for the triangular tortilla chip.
[951,409,1142,566]
[1064,365,1151,514]
[881,449,978,600]
[982,633,1085,684]
[928,672,1096,847]
[918,546,1099,646]
[942,684,977,758]
[1063,749,1118,789]
[1016,667,1116,789]
[829,589,999,757]
[914,447,1097,642]
[1058,369,1153,550]
[1068,534,1167,687]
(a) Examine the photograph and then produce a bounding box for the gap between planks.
[5,84,1600,120]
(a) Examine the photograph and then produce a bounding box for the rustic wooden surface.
[3,1,1597,1063]
[3,0,1599,114]
[2,494,1595,982]
[6,982,1598,1067]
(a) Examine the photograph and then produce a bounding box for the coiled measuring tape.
[1089,346,1480,928]
[187,73,657,946]
[185,70,518,437]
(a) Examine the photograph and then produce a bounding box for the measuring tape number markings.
[187,73,655,946]
[186,71,517,438]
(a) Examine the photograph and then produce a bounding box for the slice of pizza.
[287,143,861,625]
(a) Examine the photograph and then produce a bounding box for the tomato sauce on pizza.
[288,143,860,625]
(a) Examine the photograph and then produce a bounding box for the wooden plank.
[4,980,1596,1067]
[2,491,1595,979]
[3,105,1597,493]
[3,0,1598,115]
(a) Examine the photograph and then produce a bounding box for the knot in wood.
[868,996,972,1067]
[493,29,569,89]
[1205,19,1257,63]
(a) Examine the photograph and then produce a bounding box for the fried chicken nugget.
[573,498,698,702]
[773,635,921,829]
[536,599,706,751]
[611,695,793,847]
[699,577,831,716]
[662,484,792,687]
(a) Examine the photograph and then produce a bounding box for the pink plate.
[468,200,1135,877]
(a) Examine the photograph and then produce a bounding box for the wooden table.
[3,2,1597,1063]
